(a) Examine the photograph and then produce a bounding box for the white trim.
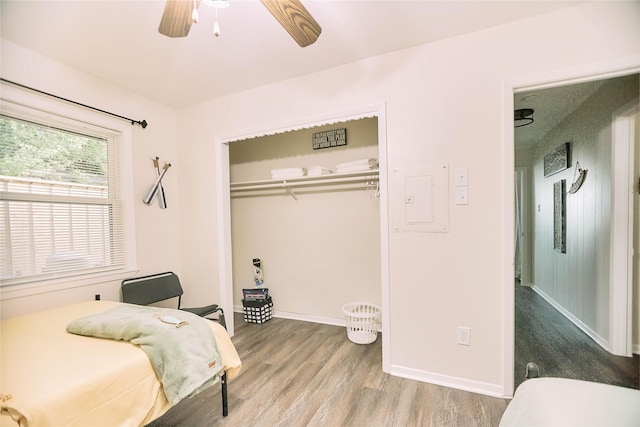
[0,269,139,301]
[215,103,390,373]
[502,54,640,398]
[0,82,138,300]
[216,107,381,143]
[502,83,516,398]
[233,305,346,328]
[514,167,530,286]
[531,285,610,351]
[610,100,638,357]
[215,136,234,336]
[378,104,391,374]
[390,364,504,398]
[507,55,640,95]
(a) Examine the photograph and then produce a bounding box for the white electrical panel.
[392,164,449,232]
[405,175,433,224]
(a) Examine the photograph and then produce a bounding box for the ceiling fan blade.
[260,0,322,47]
[158,0,199,38]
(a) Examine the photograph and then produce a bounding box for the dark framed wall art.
[553,179,566,253]
[544,142,571,177]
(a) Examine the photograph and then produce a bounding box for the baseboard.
[233,305,346,327]
[530,285,610,352]
[390,364,506,398]
[233,305,502,397]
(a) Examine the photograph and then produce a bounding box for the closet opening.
[215,104,391,373]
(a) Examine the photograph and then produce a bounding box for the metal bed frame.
[121,272,230,417]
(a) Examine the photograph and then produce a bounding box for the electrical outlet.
[457,327,471,346]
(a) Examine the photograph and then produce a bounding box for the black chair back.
[122,272,183,306]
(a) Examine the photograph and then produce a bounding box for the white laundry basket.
[342,302,381,344]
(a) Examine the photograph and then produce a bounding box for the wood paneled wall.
[530,75,639,347]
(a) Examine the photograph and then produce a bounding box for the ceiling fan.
[158,0,322,47]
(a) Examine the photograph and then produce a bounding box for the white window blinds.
[0,112,126,286]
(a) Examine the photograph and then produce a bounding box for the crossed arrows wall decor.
[143,156,171,208]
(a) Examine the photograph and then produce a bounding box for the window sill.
[0,268,139,301]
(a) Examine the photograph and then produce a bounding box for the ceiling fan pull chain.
[213,7,221,37]
[192,0,199,24]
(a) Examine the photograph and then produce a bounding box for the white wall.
[176,2,640,396]
[229,118,380,322]
[0,40,182,318]
[530,75,639,348]
[2,1,638,398]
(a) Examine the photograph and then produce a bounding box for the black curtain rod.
[0,78,148,129]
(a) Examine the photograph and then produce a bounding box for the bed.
[500,377,640,426]
[0,300,242,427]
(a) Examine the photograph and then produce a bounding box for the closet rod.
[0,78,148,129]
[231,175,379,192]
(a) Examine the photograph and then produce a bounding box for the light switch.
[455,186,469,205]
[455,168,468,186]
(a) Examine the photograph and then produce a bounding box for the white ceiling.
[514,79,607,149]
[1,0,584,108]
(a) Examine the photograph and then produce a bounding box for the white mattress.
[500,377,640,426]
[1,300,241,427]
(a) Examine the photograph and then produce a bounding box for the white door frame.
[214,103,391,372]
[514,167,529,285]
[610,100,638,357]
[502,55,640,397]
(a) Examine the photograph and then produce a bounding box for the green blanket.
[66,304,223,404]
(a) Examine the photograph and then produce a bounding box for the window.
[0,101,131,287]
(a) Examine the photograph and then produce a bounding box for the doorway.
[512,73,639,390]
[227,118,381,325]
[214,103,392,372]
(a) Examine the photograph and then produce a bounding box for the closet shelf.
[230,169,379,199]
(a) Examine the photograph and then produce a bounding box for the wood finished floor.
[150,288,639,427]
[514,284,639,391]
[148,313,508,427]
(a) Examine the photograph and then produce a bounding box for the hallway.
[514,283,639,391]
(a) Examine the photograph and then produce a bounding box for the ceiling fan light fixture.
[158,0,320,47]
[514,108,534,128]
[213,21,221,37]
